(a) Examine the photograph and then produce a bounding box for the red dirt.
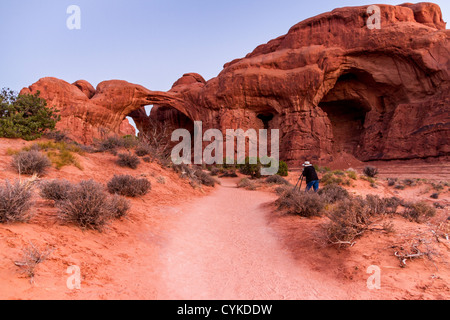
[157,178,355,300]
[0,138,448,300]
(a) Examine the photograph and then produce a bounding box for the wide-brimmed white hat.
[302,161,313,167]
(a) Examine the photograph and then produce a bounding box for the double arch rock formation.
[21,3,449,165]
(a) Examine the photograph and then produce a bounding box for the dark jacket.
[302,166,319,184]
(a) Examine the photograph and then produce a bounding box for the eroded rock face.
[21,3,449,164]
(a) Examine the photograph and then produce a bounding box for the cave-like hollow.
[318,70,377,158]
[319,99,368,156]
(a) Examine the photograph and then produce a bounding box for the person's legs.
[313,180,320,192]
[306,181,315,192]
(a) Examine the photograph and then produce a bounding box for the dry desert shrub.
[274,185,292,195]
[403,201,437,223]
[238,178,256,190]
[265,175,290,185]
[9,141,85,170]
[108,194,131,219]
[209,167,222,177]
[11,150,51,176]
[430,193,440,199]
[363,166,379,178]
[325,197,372,246]
[276,190,324,217]
[364,195,400,215]
[194,169,216,187]
[157,176,167,184]
[173,165,216,187]
[57,180,113,231]
[39,179,72,202]
[0,180,34,223]
[432,182,445,192]
[43,130,69,143]
[383,197,401,214]
[318,184,349,204]
[15,242,54,283]
[139,119,173,163]
[365,194,388,215]
[135,143,151,157]
[97,135,138,152]
[116,153,141,169]
[98,136,123,152]
[387,178,397,187]
[173,164,195,177]
[220,169,238,178]
[107,175,151,197]
[320,172,351,186]
[402,179,417,187]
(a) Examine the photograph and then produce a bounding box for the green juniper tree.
[0,88,60,141]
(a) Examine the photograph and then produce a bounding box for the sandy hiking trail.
[155,178,371,300]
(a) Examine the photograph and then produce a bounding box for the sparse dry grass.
[14,242,55,283]
[9,142,84,171]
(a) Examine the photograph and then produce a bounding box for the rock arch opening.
[127,105,194,138]
[151,106,195,136]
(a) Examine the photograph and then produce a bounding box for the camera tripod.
[293,174,304,192]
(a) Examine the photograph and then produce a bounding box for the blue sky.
[1,0,448,93]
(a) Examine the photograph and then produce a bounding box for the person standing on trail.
[302,161,320,192]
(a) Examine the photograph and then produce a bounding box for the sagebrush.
[325,197,372,246]
[39,179,72,202]
[57,180,112,230]
[403,201,436,223]
[11,150,51,176]
[108,194,131,219]
[116,153,141,169]
[107,175,151,197]
[0,180,34,223]
[318,184,349,204]
[363,166,379,178]
[276,190,324,217]
[266,175,290,185]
